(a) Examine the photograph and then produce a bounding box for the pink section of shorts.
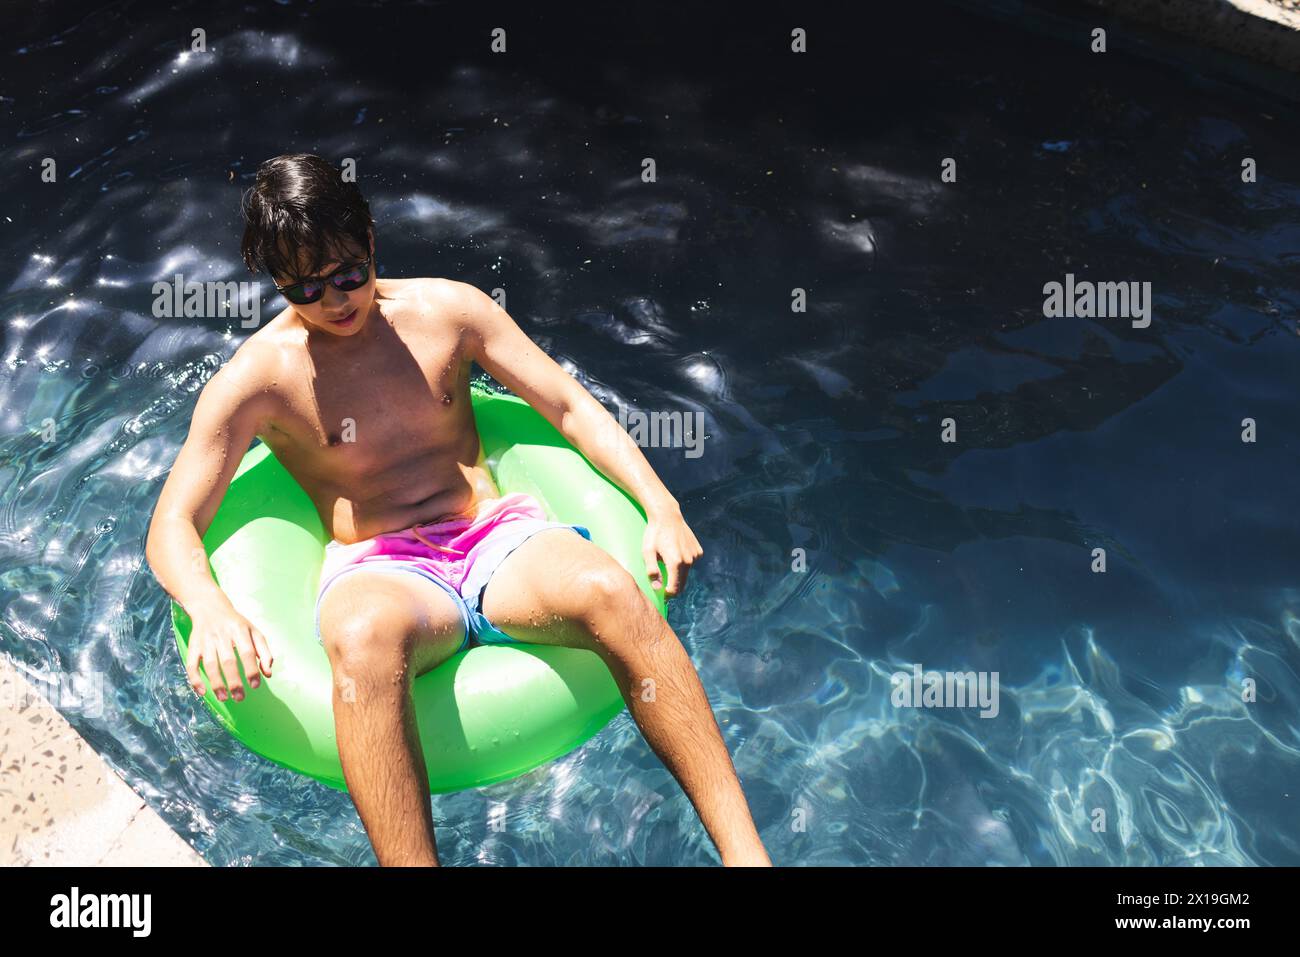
[312,491,591,649]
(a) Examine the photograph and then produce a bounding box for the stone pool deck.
[0,654,207,866]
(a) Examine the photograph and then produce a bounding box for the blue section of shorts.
[313,522,591,650]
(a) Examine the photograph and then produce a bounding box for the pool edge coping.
[0,652,209,867]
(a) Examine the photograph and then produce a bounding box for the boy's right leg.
[318,570,468,866]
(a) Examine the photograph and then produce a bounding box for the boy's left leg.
[477,527,771,866]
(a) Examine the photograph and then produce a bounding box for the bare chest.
[263,326,476,488]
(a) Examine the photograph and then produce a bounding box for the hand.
[186,599,273,702]
[642,504,703,598]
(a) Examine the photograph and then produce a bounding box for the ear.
[367,228,375,257]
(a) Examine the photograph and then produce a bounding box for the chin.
[315,304,366,335]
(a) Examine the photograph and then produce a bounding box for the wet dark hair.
[240,153,374,282]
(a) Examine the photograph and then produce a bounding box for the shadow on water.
[0,2,1298,864]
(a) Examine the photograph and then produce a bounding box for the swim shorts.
[313,491,591,651]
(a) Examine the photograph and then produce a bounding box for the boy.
[145,153,771,866]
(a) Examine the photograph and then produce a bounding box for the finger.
[186,648,206,697]
[217,636,244,702]
[199,637,221,698]
[642,545,663,590]
[250,628,274,681]
[664,553,683,596]
[671,539,699,597]
[207,636,230,701]
[231,629,260,696]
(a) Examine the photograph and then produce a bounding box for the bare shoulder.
[383,278,493,340]
[436,277,492,310]
[384,276,481,310]
[199,311,296,421]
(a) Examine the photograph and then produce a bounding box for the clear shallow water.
[2,3,1298,865]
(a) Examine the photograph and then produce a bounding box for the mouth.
[329,308,359,327]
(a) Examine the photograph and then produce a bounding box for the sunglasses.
[274,257,372,305]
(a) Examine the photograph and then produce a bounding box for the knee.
[571,563,652,632]
[323,605,408,668]
[322,573,463,659]
[319,583,435,676]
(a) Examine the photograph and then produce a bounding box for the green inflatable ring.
[171,384,667,794]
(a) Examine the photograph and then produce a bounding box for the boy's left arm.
[451,280,702,596]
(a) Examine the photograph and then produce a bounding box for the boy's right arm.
[146,356,275,702]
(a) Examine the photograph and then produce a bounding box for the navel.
[441,392,453,405]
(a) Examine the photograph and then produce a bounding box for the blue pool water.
[2,3,1298,865]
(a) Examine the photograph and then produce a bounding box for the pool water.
[2,3,1298,865]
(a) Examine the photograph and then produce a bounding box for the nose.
[320,283,350,311]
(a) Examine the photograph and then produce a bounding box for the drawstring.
[407,498,486,554]
[409,522,466,555]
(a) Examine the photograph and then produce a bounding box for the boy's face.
[273,232,376,337]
